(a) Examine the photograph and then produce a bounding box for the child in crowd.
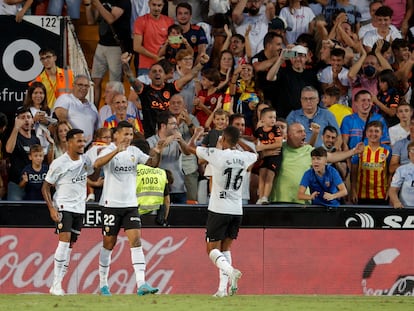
[158,24,193,65]
[373,69,402,127]
[298,147,348,207]
[202,108,230,193]
[321,86,352,128]
[351,121,392,205]
[85,128,112,202]
[19,144,48,200]
[194,68,222,128]
[254,107,283,204]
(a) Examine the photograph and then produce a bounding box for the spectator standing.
[98,81,139,126]
[23,81,54,153]
[279,0,315,45]
[318,48,350,105]
[168,94,200,202]
[389,103,413,146]
[389,141,414,208]
[133,0,174,75]
[321,86,352,128]
[298,146,347,207]
[175,2,208,65]
[287,86,341,148]
[103,92,144,137]
[269,122,362,203]
[362,6,402,51]
[341,90,390,151]
[53,75,99,145]
[48,0,82,19]
[254,107,283,204]
[94,121,162,296]
[42,129,94,296]
[147,111,191,204]
[5,106,40,200]
[19,144,48,200]
[389,115,414,174]
[122,52,209,138]
[85,0,132,106]
[350,120,392,205]
[0,0,33,22]
[232,0,273,56]
[31,48,74,109]
[47,120,71,164]
[266,45,320,118]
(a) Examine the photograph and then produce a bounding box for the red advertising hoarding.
[1,228,413,295]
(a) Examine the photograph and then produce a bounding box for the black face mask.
[363,65,376,77]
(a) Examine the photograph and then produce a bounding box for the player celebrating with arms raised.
[94,121,162,296]
[189,126,257,297]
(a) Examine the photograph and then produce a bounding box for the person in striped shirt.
[350,120,392,205]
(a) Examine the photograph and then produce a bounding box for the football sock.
[53,241,70,285]
[131,246,146,288]
[209,248,233,276]
[99,247,112,288]
[219,251,232,291]
[61,247,72,279]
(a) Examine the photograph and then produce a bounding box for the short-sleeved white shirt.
[196,147,257,215]
[389,124,410,147]
[391,162,414,207]
[45,152,94,213]
[318,66,349,86]
[362,28,402,48]
[53,94,99,145]
[98,143,149,207]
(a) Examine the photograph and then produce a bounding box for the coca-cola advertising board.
[1,228,413,295]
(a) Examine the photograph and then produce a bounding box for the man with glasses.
[53,75,99,145]
[31,48,74,109]
[287,86,341,148]
[147,111,192,204]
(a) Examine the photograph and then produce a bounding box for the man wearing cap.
[5,107,40,200]
[268,16,290,47]
[266,44,320,118]
[232,0,274,56]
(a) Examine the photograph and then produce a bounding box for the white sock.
[209,249,233,276]
[99,247,112,288]
[53,241,70,285]
[61,248,72,279]
[131,246,146,288]
[218,251,232,291]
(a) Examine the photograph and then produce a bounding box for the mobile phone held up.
[169,35,183,45]
[283,50,297,59]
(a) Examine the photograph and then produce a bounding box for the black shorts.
[101,207,141,236]
[205,210,242,242]
[56,211,83,243]
[260,155,282,173]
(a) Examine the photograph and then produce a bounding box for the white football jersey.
[196,147,257,215]
[45,153,94,213]
[98,143,149,207]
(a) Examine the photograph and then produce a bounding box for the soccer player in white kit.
[190,126,257,297]
[42,129,94,296]
[94,121,162,296]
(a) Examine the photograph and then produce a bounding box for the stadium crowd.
[1,0,414,209]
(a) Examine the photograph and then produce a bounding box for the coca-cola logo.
[361,248,414,296]
[0,233,187,294]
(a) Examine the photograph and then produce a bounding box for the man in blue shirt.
[287,86,341,148]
